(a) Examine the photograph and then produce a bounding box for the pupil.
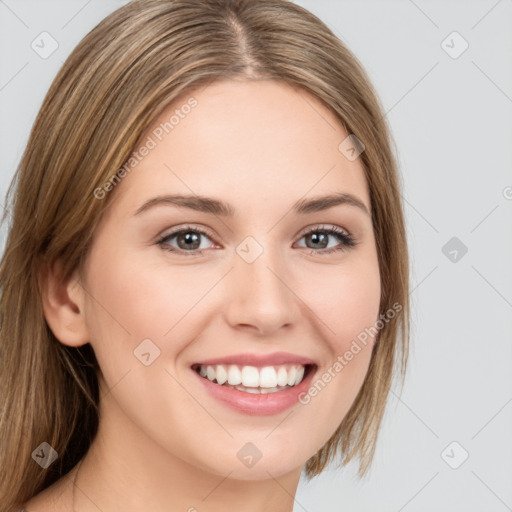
[179,232,200,250]
[308,232,327,249]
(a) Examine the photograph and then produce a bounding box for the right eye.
[157,225,218,256]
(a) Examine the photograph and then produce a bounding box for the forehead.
[109,79,370,218]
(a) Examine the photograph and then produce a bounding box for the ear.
[41,259,90,347]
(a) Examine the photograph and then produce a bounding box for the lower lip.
[193,366,317,416]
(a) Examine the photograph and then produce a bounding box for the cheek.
[294,253,380,430]
[82,244,219,372]
[307,252,381,351]
[81,248,222,467]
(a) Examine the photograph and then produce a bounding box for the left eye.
[295,226,356,254]
[157,225,357,256]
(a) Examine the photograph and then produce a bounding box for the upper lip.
[193,352,316,367]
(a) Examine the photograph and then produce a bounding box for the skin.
[29,79,381,512]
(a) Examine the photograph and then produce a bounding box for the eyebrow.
[133,192,370,217]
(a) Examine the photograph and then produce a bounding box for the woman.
[0,1,409,510]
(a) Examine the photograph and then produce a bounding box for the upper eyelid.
[160,224,217,243]
[300,224,351,236]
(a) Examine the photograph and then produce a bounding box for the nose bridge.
[225,235,299,334]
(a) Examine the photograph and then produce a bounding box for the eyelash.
[156,224,357,257]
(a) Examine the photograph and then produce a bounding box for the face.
[79,79,381,480]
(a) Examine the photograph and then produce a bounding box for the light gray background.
[1,1,511,511]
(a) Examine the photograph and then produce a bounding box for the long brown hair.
[0,0,409,508]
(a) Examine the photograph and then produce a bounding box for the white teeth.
[259,366,277,388]
[260,386,281,394]
[196,363,309,390]
[236,386,260,394]
[235,385,284,394]
[215,365,227,385]
[241,366,260,387]
[227,365,242,386]
[276,367,288,387]
[206,365,216,381]
[287,366,297,386]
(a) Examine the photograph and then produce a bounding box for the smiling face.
[76,79,381,480]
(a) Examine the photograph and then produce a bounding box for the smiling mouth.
[191,363,316,394]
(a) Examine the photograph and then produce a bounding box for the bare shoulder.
[22,471,74,512]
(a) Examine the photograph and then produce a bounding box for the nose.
[223,245,301,336]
